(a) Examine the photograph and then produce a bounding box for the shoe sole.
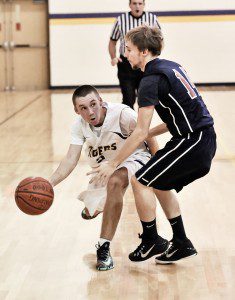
[155,252,197,265]
[96,265,114,271]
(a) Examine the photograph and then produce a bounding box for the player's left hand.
[87,161,116,185]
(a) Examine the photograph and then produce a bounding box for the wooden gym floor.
[0,87,235,300]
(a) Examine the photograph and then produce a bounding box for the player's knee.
[107,174,128,192]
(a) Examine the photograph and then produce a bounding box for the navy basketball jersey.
[143,59,214,137]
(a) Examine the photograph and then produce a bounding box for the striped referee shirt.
[110,11,161,56]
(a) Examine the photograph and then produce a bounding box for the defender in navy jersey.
[138,59,214,137]
[91,25,217,264]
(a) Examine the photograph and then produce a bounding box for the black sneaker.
[96,242,114,271]
[155,238,197,264]
[129,234,169,262]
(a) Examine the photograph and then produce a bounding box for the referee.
[109,0,161,109]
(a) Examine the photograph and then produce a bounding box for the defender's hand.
[87,161,116,185]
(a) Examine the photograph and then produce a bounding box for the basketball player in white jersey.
[49,85,169,271]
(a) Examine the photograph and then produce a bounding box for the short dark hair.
[129,0,145,4]
[125,25,164,56]
[72,85,100,106]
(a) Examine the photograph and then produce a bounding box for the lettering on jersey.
[179,67,197,90]
[88,143,117,158]
[111,143,117,150]
[173,68,197,99]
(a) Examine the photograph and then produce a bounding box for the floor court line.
[0,94,42,127]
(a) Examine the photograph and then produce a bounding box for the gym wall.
[0,0,48,91]
[49,0,235,87]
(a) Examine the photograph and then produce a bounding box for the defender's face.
[125,40,143,70]
[74,92,105,126]
[129,0,145,17]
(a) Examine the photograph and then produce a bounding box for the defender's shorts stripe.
[147,131,203,186]
[142,178,149,183]
[137,139,185,180]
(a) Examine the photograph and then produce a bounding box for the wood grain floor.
[0,88,235,300]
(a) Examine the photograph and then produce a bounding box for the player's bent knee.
[107,174,128,191]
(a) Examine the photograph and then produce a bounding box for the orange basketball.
[15,177,54,215]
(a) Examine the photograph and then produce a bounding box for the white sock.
[99,238,110,246]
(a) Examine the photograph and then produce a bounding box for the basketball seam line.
[17,180,51,189]
[17,191,54,199]
[16,195,50,211]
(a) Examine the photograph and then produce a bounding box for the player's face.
[74,92,106,126]
[125,40,144,70]
[129,0,145,17]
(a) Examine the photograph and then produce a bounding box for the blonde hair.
[125,25,164,55]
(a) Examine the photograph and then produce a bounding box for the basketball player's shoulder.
[70,116,88,138]
[148,12,154,17]
[106,101,128,111]
[72,115,85,128]
[109,102,136,118]
[116,12,125,21]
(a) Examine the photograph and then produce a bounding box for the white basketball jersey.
[78,102,150,168]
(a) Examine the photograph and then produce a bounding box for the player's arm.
[145,136,159,155]
[148,123,169,138]
[49,144,82,187]
[109,19,122,65]
[120,106,158,155]
[88,106,154,183]
[109,39,117,60]
[109,40,122,65]
[146,124,169,155]
[112,106,154,165]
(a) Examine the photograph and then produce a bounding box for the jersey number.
[96,155,105,163]
[173,68,197,99]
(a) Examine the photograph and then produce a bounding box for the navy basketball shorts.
[135,127,216,192]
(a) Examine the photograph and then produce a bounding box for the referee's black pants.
[117,55,143,109]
